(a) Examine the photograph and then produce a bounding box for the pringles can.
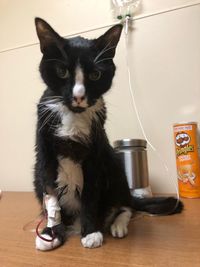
[173,122,200,198]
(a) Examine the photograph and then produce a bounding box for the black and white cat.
[34,18,183,251]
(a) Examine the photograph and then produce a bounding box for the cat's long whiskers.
[39,98,63,106]
[49,112,60,132]
[96,112,103,122]
[94,45,116,63]
[38,104,57,115]
[48,114,58,132]
[40,96,63,103]
[38,112,53,132]
[41,95,63,99]
[38,106,51,112]
[38,97,63,132]
[95,57,113,65]
[39,111,56,132]
[38,100,63,119]
[94,41,112,62]
[38,108,51,122]
[97,108,106,121]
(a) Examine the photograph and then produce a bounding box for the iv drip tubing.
[0,2,199,54]
[124,20,180,200]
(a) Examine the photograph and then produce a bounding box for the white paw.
[111,222,128,238]
[35,234,61,251]
[81,232,103,248]
[111,208,131,238]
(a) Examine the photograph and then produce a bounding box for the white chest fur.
[57,157,83,213]
[44,98,104,142]
[57,110,93,142]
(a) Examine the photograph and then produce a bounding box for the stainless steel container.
[114,139,149,190]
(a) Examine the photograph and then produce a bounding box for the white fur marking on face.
[73,84,85,98]
[75,65,84,84]
[73,66,85,98]
[110,207,132,238]
[57,157,83,212]
[35,234,61,251]
[81,232,103,248]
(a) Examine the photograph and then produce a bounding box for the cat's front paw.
[35,234,61,251]
[81,232,103,248]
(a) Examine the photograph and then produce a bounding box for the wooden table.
[0,192,199,267]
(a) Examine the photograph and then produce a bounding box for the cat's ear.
[95,24,123,58]
[35,17,64,53]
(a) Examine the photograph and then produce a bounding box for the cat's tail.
[131,196,183,215]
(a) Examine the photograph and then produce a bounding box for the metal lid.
[173,121,197,126]
[113,139,147,148]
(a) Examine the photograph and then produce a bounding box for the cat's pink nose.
[73,96,85,105]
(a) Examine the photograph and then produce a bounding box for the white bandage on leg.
[35,194,62,251]
[36,235,61,251]
[44,194,61,228]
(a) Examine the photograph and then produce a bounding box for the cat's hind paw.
[81,232,103,248]
[110,207,132,238]
[111,221,128,238]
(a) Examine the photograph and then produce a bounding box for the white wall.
[0,1,200,192]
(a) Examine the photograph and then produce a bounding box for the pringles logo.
[176,132,194,156]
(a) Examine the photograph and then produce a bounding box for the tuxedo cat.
[34,18,183,251]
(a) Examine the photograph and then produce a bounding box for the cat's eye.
[56,66,69,79]
[89,70,101,81]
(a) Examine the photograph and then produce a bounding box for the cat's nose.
[72,82,87,107]
[73,96,85,104]
[73,83,85,97]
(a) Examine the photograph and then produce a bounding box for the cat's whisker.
[38,113,52,132]
[38,105,51,111]
[39,99,63,106]
[42,95,63,99]
[39,105,55,113]
[94,45,116,63]
[95,58,113,65]
[96,112,103,122]
[38,103,63,119]
[38,98,62,132]
[97,108,106,120]
[38,106,58,122]
[47,114,59,132]
[41,97,63,102]
[49,112,60,131]
[39,110,56,132]
[38,97,63,106]
[38,109,51,122]
[94,41,112,62]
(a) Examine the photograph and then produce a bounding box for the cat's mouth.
[69,106,86,113]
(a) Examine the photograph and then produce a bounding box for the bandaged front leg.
[45,194,61,227]
[36,194,63,251]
